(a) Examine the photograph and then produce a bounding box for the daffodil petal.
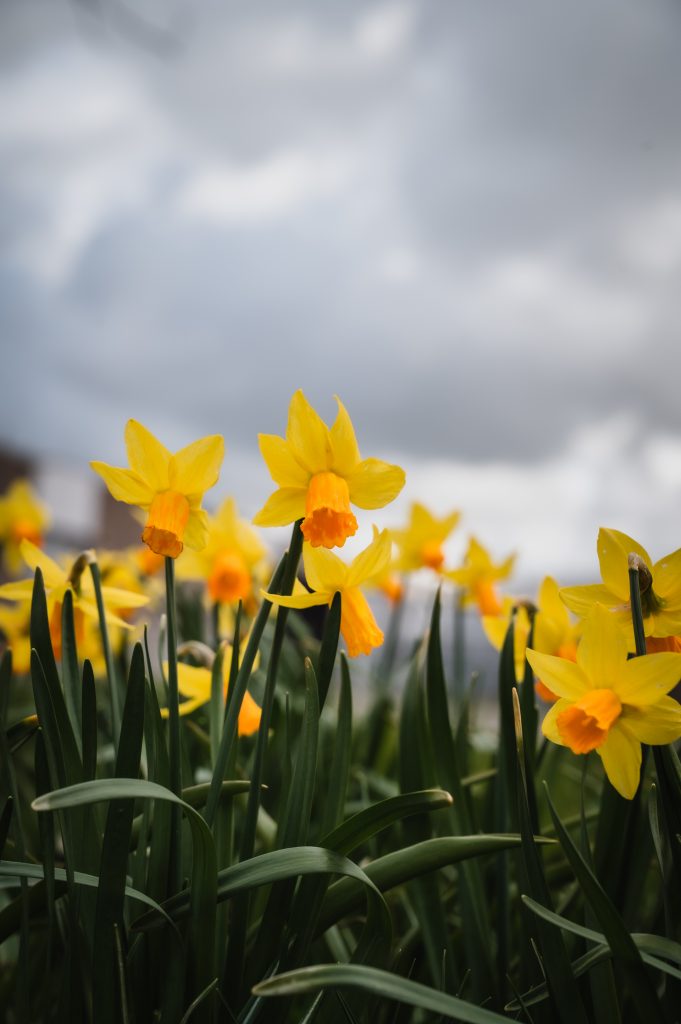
[648,610,681,637]
[252,488,306,528]
[170,435,224,497]
[99,586,149,609]
[261,589,331,610]
[18,540,65,588]
[160,695,206,719]
[597,528,638,601]
[303,544,346,594]
[0,581,34,602]
[525,649,590,700]
[329,397,361,476]
[124,420,171,491]
[78,597,134,631]
[538,576,568,625]
[621,696,681,744]
[541,698,572,745]
[481,614,509,652]
[347,530,392,589]
[286,390,332,473]
[90,463,155,507]
[576,605,628,689]
[258,434,309,488]
[347,458,405,510]
[183,508,209,551]
[618,652,681,703]
[597,724,641,800]
[238,690,262,736]
[651,547,681,601]
[560,583,622,618]
[173,662,212,701]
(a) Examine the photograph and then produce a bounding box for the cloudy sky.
[2,0,681,587]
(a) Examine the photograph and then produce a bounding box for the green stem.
[89,559,121,747]
[628,565,648,657]
[165,555,183,892]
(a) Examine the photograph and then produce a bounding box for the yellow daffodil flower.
[160,651,261,735]
[179,497,268,608]
[0,540,148,659]
[0,479,50,576]
[263,529,391,657]
[446,537,515,616]
[527,604,681,799]
[561,528,681,642]
[90,420,224,559]
[392,502,460,573]
[253,390,405,549]
[483,577,580,698]
[0,604,32,675]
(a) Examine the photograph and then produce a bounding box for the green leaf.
[319,653,353,838]
[60,589,83,749]
[252,963,517,1023]
[316,591,341,712]
[81,660,97,781]
[320,789,453,857]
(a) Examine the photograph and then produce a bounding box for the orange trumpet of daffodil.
[560,528,681,644]
[263,528,391,657]
[527,604,681,799]
[90,420,224,559]
[0,479,50,576]
[392,502,460,573]
[253,391,405,549]
[446,537,515,616]
[160,649,261,734]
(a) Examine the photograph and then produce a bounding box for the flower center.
[208,550,252,603]
[473,580,502,617]
[11,520,42,546]
[301,472,358,549]
[142,491,190,558]
[556,688,622,754]
[340,588,384,657]
[381,574,404,605]
[421,540,445,570]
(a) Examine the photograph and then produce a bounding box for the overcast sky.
[2,0,681,586]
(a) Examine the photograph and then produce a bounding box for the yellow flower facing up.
[392,502,460,573]
[179,497,268,608]
[90,420,224,559]
[446,537,515,616]
[263,528,391,657]
[161,650,261,735]
[0,540,149,659]
[253,391,405,549]
[482,577,581,697]
[527,604,681,799]
[0,479,50,576]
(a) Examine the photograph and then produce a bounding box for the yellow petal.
[481,613,509,652]
[303,544,345,594]
[253,488,306,527]
[286,390,332,473]
[541,698,572,745]
[90,463,155,507]
[347,459,406,510]
[538,576,568,625]
[261,589,331,610]
[597,724,641,800]
[617,652,681,704]
[576,605,628,689]
[99,586,149,609]
[651,547,681,601]
[183,508,209,551]
[175,662,211,701]
[238,690,262,737]
[170,435,224,498]
[19,540,65,588]
[648,610,681,637]
[160,695,207,719]
[124,420,171,491]
[329,397,361,476]
[621,696,681,744]
[78,597,133,630]
[560,583,622,618]
[258,434,309,488]
[525,649,590,700]
[0,581,34,602]
[347,529,392,589]
[597,528,639,601]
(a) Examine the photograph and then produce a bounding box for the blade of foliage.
[316,591,341,712]
[81,659,97,781]
[320,789,453,857]
[60,589,83,749]
[89,557,123,744]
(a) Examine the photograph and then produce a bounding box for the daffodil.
[561,528,681,642]
[0,479,50,576]
[263,529,391,657]
[392,502,460,573]
[0,604,32,675]
[90,420,224,559]
[483,577,580,698]
[253,391,405,549]
[446,537,515,616]
[179,497,268,608]
[527,604,681,799]
[0,540,149,659]
[160,650,261,734]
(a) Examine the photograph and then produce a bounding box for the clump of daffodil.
[160,646,261,734]
[0,479,50,576]
[483,577,580,699]
[263,528,391,657]
[0,540,149,659]
[253,390,405,549]
[179,497,268,610]
[561,528,681,645]
[90,420,224,559]
[527,604,681,799]
[392,502,460,573]
[446,537,515,616]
